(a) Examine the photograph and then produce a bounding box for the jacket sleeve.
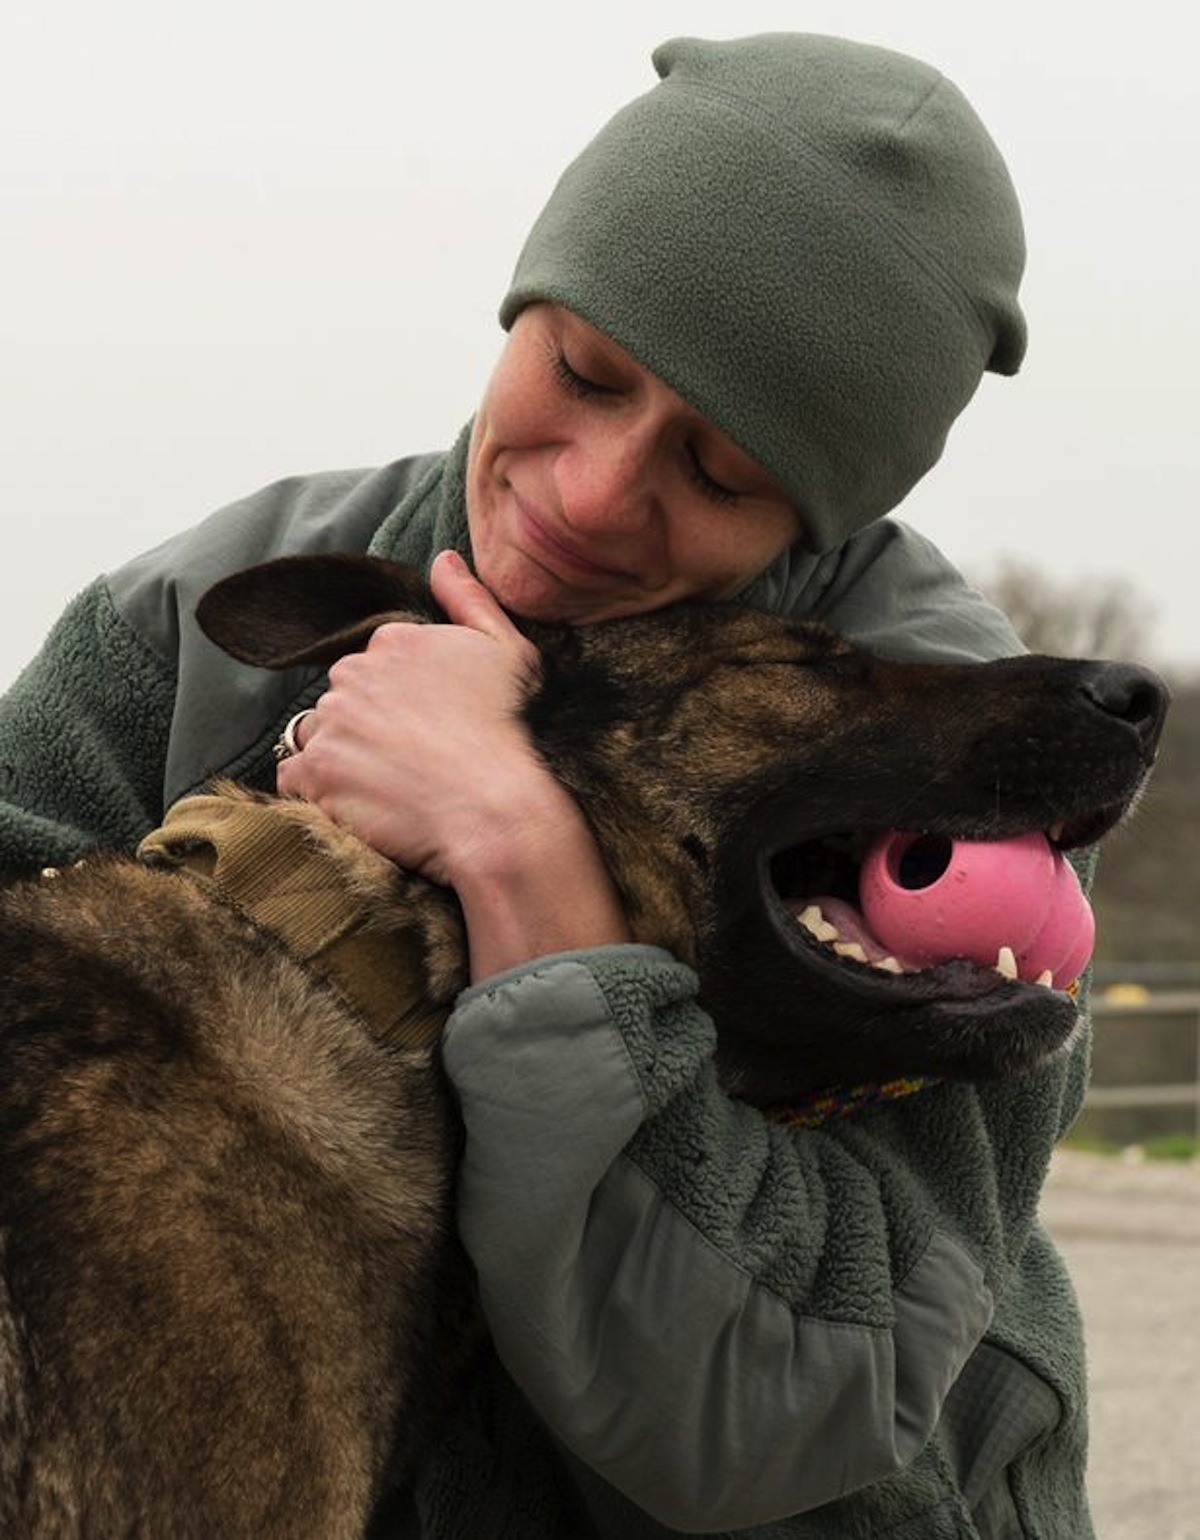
[0,579,179,874]
[440,945,1058,1533]
[787,518,1025,664]
[0,454,442,874]
[441,530,1052,1531]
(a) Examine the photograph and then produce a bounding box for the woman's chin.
[474,548,627,625]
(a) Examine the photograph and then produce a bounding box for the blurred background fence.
[1080,965,1200,1147]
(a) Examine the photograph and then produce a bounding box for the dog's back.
[0,853,467,1539]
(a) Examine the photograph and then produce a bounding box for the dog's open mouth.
[767,808,1117,995]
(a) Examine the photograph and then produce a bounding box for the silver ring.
[273,709,314,763]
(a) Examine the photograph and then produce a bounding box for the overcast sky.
[3,0,1197,690]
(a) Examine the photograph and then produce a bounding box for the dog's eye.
[680,833,710,872]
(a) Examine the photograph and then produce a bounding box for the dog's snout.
[1079,662,1170,754]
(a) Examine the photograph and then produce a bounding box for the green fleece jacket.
[0,432,1094,1538]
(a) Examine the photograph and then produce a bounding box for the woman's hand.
[275,550,543,885]
[275,550,631,978]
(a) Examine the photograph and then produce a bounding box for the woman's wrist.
[447,779,632,980]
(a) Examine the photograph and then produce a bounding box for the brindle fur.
[0,555,1168,1537]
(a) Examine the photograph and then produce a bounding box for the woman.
[0,33,1095,1539]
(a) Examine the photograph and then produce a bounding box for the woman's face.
[466,304,802,623]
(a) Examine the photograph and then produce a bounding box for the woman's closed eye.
[684,443,739,506]
[551,335,741,505]
[551,348,610,400]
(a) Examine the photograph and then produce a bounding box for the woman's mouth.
[514,497,637,586]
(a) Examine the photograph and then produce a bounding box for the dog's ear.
[195,554,444,669]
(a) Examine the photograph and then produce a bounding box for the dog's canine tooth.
[833,941,869,963]
[1035,969,1054,988]
[1048,822,1065,842]
[873,955,906,975]
[995,946,1019,980]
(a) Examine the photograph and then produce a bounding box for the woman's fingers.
[430,550,532,654]
[272,553,549,880]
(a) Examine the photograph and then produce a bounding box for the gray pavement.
[1041,1149,1200,1539]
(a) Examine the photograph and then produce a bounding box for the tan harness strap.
[138,796,449,1050]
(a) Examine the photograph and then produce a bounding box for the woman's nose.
[556,424,659,534]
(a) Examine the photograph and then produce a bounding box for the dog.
[0,553,1168,1537]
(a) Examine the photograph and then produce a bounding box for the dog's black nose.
[1079,663,1170,754]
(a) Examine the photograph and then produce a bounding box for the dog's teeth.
[874,955,906,975]
[1048,822,1065,842]
[798,904,839,943]
[995,946,1019,980]
[834,941,869,963]
[40,867,60,880]
[1035,969,1054,988]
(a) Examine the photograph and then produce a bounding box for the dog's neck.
[138,793,451,1051]
[134,791,943,1131]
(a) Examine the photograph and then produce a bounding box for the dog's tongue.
[812,833,1094,989]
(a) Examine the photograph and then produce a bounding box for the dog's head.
[198,555,1169,1106]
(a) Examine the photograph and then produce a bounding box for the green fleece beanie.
[499,33,1027,553]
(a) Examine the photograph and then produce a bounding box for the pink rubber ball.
[860,831,1093,988]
